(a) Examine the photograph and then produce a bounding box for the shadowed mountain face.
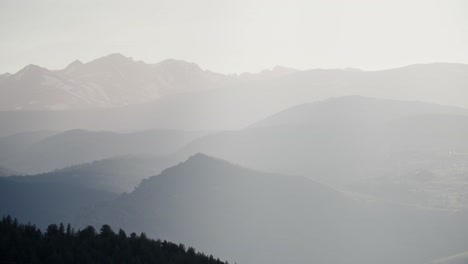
[0,154,179,228]
[77,154,468,264]
[0,178,117,229]
[6,155,178,193]
[0,60,467,135]
[179,97,468,184]
[0,129,205,174]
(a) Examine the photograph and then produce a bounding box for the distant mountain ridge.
[250,96,468,128]
[6,154,178,193]
[179,96,468,186]
[0,129,205,174]
[1,54,467,114]
[0,53,225,110]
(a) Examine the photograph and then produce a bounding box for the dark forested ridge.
[0,178,117,229]
[0,216,228,264]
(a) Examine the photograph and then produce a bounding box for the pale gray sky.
[1,0,467,74]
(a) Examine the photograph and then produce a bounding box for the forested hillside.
[0,216,227,264]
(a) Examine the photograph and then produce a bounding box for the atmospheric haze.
[1,1,468,264]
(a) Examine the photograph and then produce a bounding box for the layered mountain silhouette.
[2,55,468,264]
[76,154,468,264]
[250,95,468,128]
[0,154,179,227]
[0,177,116,228]
[179,96,468,184]
[6,154,178,193]
[1,57,467,135]
[0,130,58,161]
[3,96,467,210]
[1,129,205,174]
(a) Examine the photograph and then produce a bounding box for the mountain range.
[179,96,468,182]
[2,55,468,264]
[6,154,177,193]
[0,53,224,110]
[75,154,468,264]
[1,55,468,135]
[2,96,468,210]
[175,96,468,209]
[2,153,467,263]
[0,129,204,174]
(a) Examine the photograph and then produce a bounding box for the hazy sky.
[1,0,467,74]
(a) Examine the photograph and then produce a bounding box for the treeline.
[0,216,228,264]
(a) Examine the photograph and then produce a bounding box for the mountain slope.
[77,154,468,264]
[1,129,205,174]
[0,217,227,264]
[179,96,468,183]
[250,95,468,129]
[7,154,178,193]
[0,178,116,229]
[0,130,58,163]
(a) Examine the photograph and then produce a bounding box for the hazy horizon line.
[2,52,467,76]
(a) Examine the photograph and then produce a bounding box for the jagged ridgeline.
[0,216,228,264]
